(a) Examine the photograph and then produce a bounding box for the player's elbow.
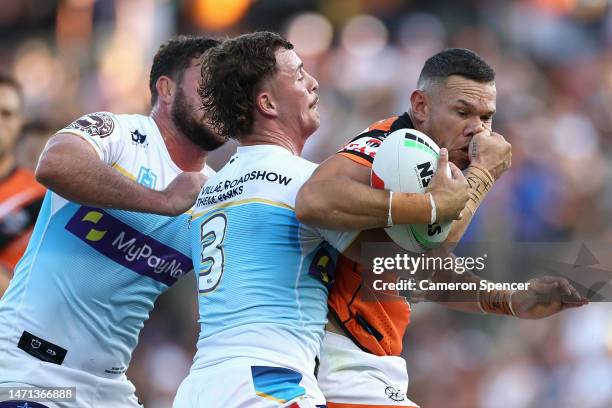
[35,149,63,188]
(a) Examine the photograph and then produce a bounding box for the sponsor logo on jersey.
[65,206,191,285]
[137,166,157,188]
[130,129,148,147]
[197,170,292,207]
[308,246,336,288]
[66,112,115,138]
[384,385,406,402]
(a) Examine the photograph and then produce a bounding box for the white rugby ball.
[371,128,451,253]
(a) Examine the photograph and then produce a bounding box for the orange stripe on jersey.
[328,255,410,357]
[337,152,372,168]
[328,402,419,408]
[367,116,399,132]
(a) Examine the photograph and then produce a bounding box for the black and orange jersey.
[328,255,411,357]
[0,167,46,270]
[337,112,415,167]
[329,113,415,357]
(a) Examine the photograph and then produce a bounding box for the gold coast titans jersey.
[190,145,358,375]
[0,112,214,379]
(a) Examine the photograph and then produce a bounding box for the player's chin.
[307,110,320,129]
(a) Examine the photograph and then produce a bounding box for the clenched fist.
[469,131,511,180]
[161,172,208,216]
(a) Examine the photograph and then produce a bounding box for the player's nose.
[464,117,485,137]
[307,72,319,93]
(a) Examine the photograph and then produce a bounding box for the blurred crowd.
[1,0,612,407]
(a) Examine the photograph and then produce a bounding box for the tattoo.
[470,141,478,159]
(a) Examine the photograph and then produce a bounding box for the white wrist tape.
[429,192,437,224]
[508,290,517,317]
[387,191,394,227]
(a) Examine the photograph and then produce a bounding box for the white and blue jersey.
[0,112,214,381]
[189,145,357,380]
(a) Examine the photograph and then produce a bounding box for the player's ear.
[410,89,429,124]
[255,89,277,118]
[156,76,176,105]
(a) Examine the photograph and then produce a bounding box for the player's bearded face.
[171,60,226,151]
[171,85,224,151]
[422,76,496,170]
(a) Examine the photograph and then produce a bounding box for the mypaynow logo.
[65,206,191,286]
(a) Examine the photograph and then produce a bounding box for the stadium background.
[1,0,612,407]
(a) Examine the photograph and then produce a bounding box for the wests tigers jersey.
[330,113,414,357]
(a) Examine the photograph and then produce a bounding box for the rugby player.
[295,48,589,407]
[0,36,224,407]
[174,32,469,408]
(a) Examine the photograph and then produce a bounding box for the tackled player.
[295,48,588,407]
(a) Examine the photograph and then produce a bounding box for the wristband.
[387,191,394,227]
[478,287,514,316]
[508,290,517,317]
[429,192,437,224]
[476,289,487,314]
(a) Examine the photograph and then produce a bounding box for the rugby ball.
[371,128,452,253]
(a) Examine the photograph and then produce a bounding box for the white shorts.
[173,359,326,408]
[318,331,419,408]
[0,356,141,408]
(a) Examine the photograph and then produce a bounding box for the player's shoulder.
[60,111,119,138]
[60,112,155,139]
[337,112,414,166]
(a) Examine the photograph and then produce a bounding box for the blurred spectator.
[0,74,45,296]
[16,120,53,170]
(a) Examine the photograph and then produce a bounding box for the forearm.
[420,265,513,315]
[296,177,432,231]
[36,135,171,214]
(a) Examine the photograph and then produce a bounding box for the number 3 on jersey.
[198,213,227,294]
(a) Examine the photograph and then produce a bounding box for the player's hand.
[511,276,588,319]
[161,172,207,216]
[468,131,511,180]
[426,148,469,221]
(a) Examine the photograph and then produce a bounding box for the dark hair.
[417,48,495,90]
[199,31,293,140]
[149,36,221,106]
[0,73,24,109]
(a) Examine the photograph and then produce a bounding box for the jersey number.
[198,213,227,294]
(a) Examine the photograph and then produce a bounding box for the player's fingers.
[438,148,448,169]
[449,162,464,181]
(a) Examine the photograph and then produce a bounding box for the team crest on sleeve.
[340,135,383,160]
[66,112,115,138]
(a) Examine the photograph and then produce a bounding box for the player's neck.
[241,129,304,156]
[151,111,208,172]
